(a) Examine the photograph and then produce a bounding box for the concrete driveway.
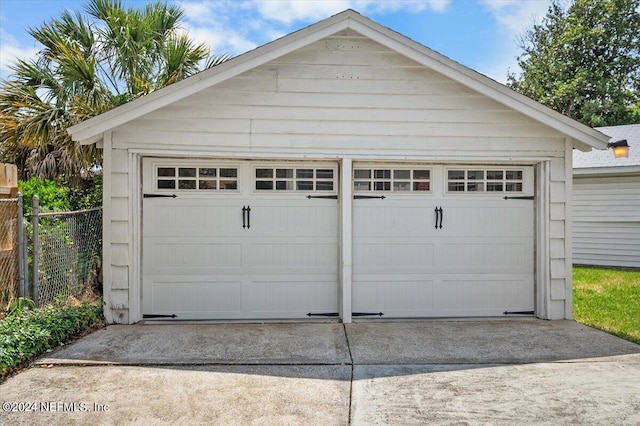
[1,320,639,425]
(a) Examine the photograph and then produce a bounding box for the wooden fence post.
[0,163,19,199]
[0,163,20,308]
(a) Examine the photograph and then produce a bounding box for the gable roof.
[68,9,609,150]
[574,124,640,173]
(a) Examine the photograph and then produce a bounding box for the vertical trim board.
[102,131,113,323]
[340,158,353,323]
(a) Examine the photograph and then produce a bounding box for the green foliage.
[508,0,640,127]
[0,297,104,380]
[4,297,37,317]
[0,0,229,184]
[19,176,102,214]
[573,267,640,344]
[69,175,103,210]
[19,178,71,215]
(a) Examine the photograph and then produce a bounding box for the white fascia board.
[68,12,354,144]
[78,133,103,146]
[346,18,609,150]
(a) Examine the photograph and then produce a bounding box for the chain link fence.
[32,205,102,306]
[0,194,102,310]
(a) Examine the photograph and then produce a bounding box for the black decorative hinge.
[352,312,384,317]
[503,310,534,315]
[143,314,177,318]
[144,194,177,198]
[503,196,534,200]
[307,312,339,317]
[354,195,386,200]
[306,195,339,199]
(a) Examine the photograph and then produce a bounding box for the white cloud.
[251,0,451,25]
[476,0,552,83]
[478,0,551,36]
[0,29,39,79]
[253,0,351,24]
[178,0,452,58]
[179,1,259,56]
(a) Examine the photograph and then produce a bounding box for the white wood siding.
[113,31,565,157]
[573,174,640,268]
[103,29,570,322]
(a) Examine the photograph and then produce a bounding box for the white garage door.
[142,159,339,320]
[353,164,535,317]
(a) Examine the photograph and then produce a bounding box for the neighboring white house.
[573,124,640,268]
[68,10,609,324]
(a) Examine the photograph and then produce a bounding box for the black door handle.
[242,206,246,229]
[246,206,251,229]
[435,207,443,229]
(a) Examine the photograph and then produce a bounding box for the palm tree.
[0,0,228,182]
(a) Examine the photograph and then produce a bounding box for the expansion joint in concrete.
[343,323,355,425]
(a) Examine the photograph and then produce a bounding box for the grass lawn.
[573,266,640,345]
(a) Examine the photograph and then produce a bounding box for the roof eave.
[573,165,640,176]
[344,17,609,150]
[68,9,610,150]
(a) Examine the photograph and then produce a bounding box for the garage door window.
[447,169,523,193]
[156,166,238,191]
[255,167,335,192]
[354,168,431,192]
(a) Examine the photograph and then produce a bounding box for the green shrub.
[0,297,104,380]
[19,178,72,215]
[69,175,103,210]
[19,176,103,214]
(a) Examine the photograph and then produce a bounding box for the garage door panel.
[143,278,243,315]
[244,278,338,314]
[248,204,338,236]
[435,275,534,315]
[353,241,435,273]
[145,239,243,271]
[144,202,245,237]
[438,239,533,273]
[354,204,436,237]
[439,204,533,237]
[353,276,434,315]
[247,240,338,273]
[353,275,533,317]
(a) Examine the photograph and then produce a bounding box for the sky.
[0,0,554,84]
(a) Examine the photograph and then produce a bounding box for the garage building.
[573,124,640,269]
[68,10,609,324]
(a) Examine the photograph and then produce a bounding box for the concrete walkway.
[1,320,639,425]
